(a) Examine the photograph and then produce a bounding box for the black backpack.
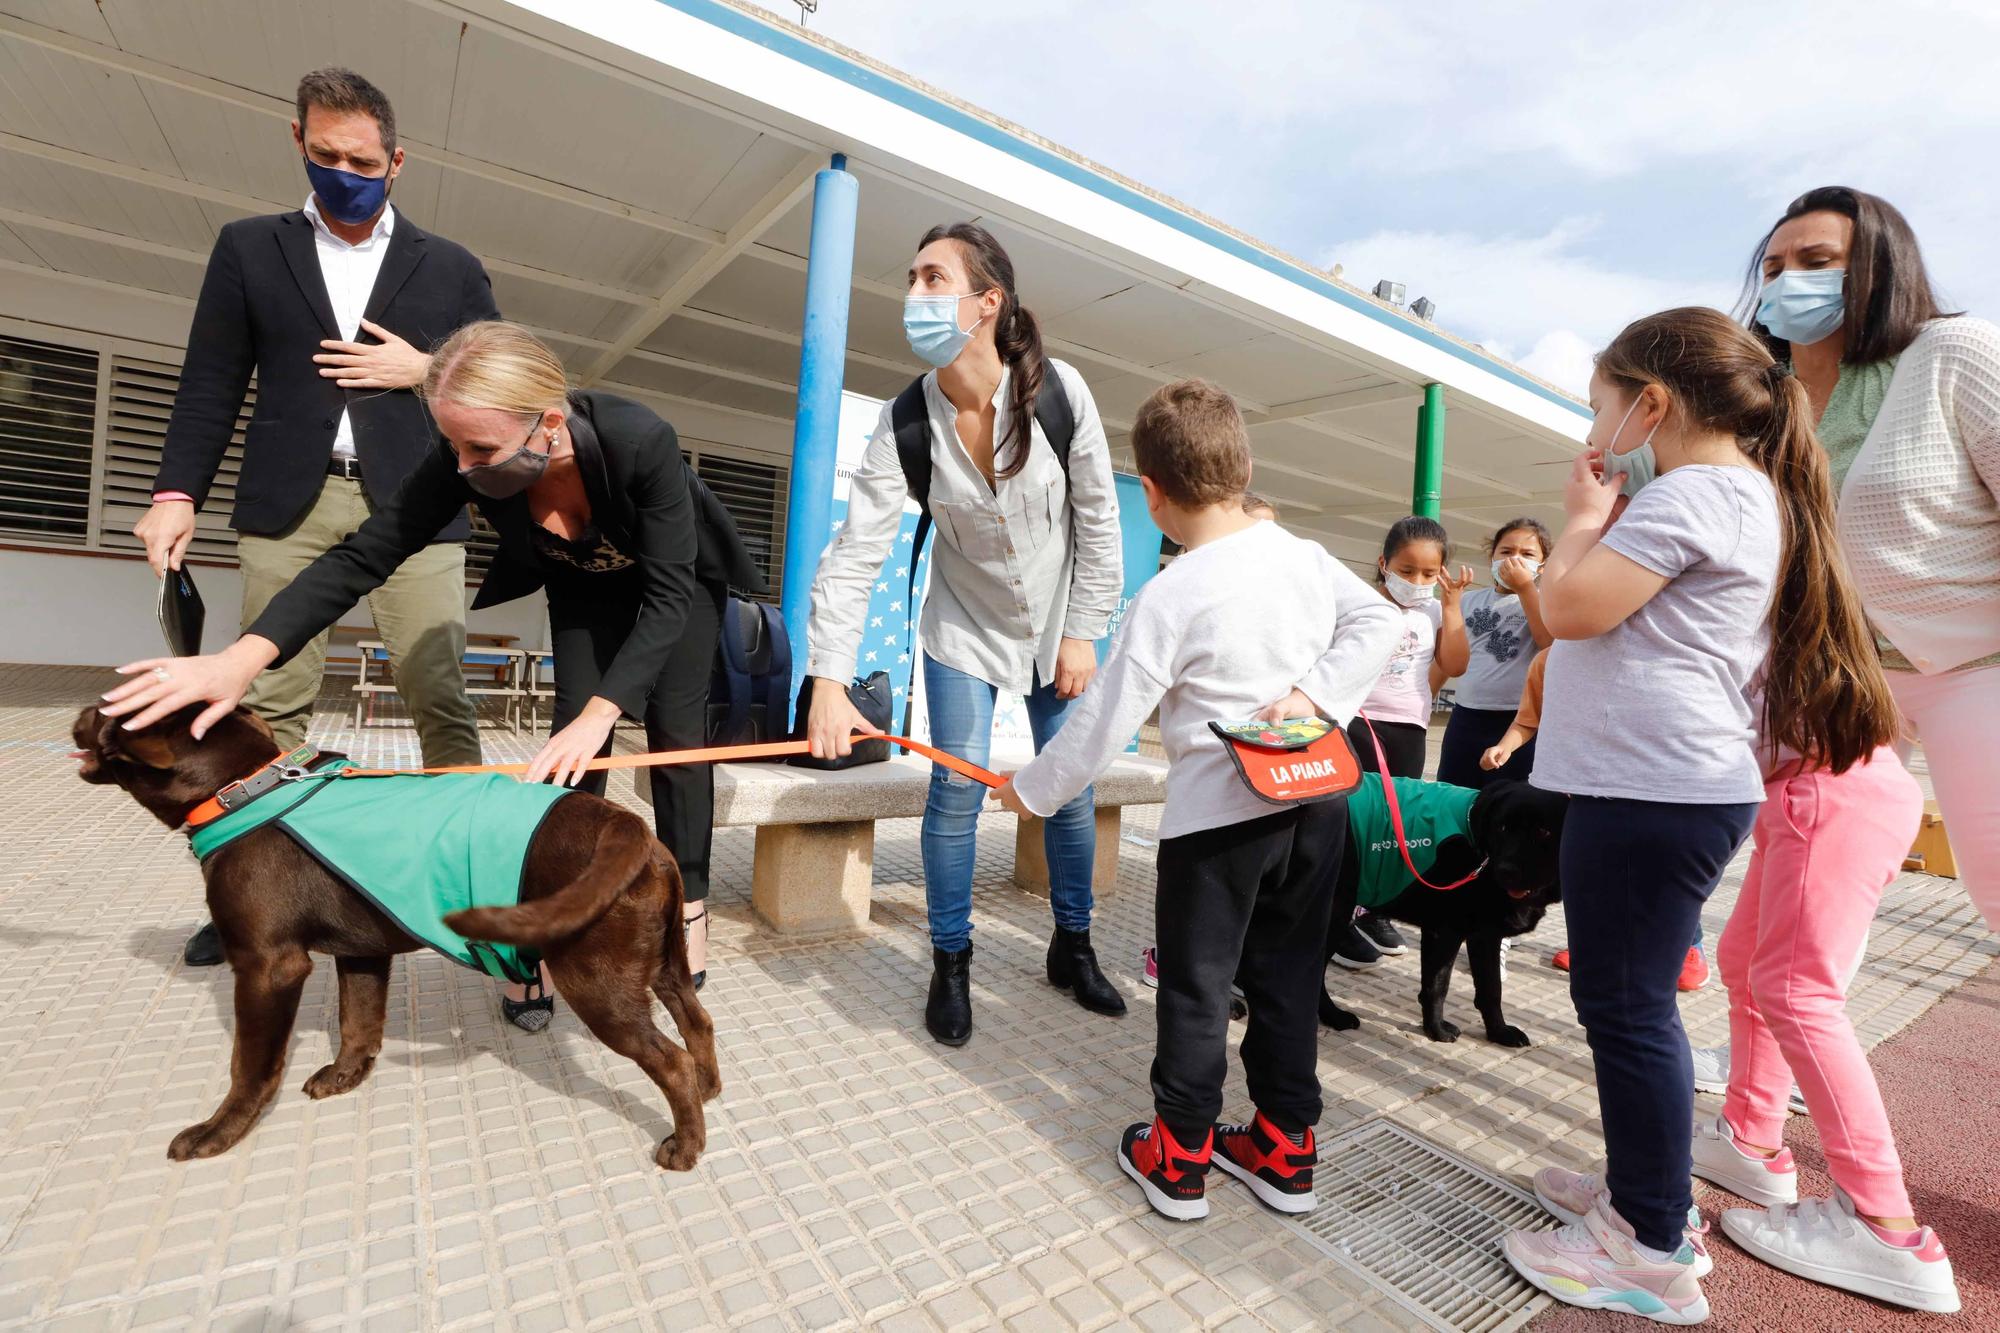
[889,370,1077,615]
[707,596,792,745]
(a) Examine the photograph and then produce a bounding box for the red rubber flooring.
[1533,956,1998,1331]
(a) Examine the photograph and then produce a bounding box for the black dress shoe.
[926,944,973,1046]
[1047,927,1127,1016]
[182,922,224,967]
[1355,912,1408,955]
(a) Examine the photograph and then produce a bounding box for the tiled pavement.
[0,664,1992,1331]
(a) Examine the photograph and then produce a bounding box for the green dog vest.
[188,758,573,984]
[1344,773,1479,908]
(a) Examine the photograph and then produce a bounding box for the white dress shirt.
[302,194,396,460]
[805,359,1124,694]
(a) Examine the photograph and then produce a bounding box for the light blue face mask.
[903,292,986,368]
[1758,268,1846,346]
[1597,396,1660,497]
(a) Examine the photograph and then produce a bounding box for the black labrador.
[1320,779,1568,1046]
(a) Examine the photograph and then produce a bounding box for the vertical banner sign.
[828,391,930,722]
[1104,472,1164,752]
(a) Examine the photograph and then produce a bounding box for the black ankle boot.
[1047,927,1127,1016]
[926,945,973,1046]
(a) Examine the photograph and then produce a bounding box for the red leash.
[1355,713,1485,892]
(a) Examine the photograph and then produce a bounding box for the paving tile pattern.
[1,666,1991,1330]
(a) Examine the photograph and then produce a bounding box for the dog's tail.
[445,816,652,947]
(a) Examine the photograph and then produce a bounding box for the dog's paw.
[1424,1019,1462,1043]
[1318,996,1360,1032]
[1485,1024,1532,1048]
[655,1133,701,1172]
[168,1120,238,1160]
[303,1061,369,1099]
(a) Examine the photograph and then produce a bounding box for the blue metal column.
[778,154,858,703]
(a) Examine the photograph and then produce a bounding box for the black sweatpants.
[1436,704,1537,789]
[1562,795,1755,1250]
[1347,715,1427,780]
[549,581,725,902]
[1152,801,1348,1140]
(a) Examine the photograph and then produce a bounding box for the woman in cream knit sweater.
[1743,187,2000,937]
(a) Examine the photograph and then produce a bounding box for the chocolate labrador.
[72,703,719,1169]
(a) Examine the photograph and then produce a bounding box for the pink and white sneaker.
[1691,1112,1797,1207]
[1502,1194,1709,1325]
[1141,946,1160,988]
[1721,1188,1959,1313]
[1531,1164,1713,1277]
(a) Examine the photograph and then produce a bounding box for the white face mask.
[1382,570,1435,607]
[1491,557,1540,591]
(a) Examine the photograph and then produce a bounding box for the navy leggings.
[1437,704,1536,789]
[1561,796,1755,1249]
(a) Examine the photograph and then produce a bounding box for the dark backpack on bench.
[708,596,791,745]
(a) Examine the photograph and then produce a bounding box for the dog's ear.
[119,730,178,769]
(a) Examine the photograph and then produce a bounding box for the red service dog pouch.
[1208,717,1363,806]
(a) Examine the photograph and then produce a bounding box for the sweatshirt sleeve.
[805,400,909,682]
[1010,582,1174,815]
[1293,554,1403,723]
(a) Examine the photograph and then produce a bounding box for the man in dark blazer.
[136,67,495,965]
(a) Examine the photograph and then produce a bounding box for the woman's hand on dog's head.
[100,637,277,738]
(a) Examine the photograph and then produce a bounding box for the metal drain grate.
[1280,1118,1548,1332]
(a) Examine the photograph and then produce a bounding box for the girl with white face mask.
[1330,515,1472,969]
[1436,518,1553,789]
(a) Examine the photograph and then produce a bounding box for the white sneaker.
[1721,1189,1960,1314]
[1690,1112,1798,1207]
[1689,1044,1808,1115]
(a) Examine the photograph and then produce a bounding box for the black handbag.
[706,597,791,745]
[157,566,205,657]
[790,670,893,770]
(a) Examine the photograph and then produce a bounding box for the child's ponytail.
[1596,308,1899,773]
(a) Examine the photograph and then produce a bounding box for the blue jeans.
[921,654,1096,952]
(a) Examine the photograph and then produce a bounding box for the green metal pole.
[1412,382,1445,518]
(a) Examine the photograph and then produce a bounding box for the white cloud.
[1324,219,1737,393]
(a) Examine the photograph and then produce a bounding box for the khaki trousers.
[237,476,483,766]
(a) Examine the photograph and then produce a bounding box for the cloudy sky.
[746,0,1998,395]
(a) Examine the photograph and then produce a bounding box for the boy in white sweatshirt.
[993,380,1400,1221]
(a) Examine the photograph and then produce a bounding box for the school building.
[0,0,1589,670]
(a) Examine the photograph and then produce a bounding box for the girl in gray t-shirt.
[1502,307,1891,1324]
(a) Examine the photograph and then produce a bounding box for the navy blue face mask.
[303,155,391,225]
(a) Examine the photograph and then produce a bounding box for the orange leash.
[336,734,1005,788]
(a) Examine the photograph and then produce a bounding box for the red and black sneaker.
[1212,1111,1317,1214]
[1118,1117,1213,1221]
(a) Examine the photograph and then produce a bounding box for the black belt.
[327,456,363,480]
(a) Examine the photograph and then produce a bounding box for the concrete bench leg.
[1013,808,1123,900]
[752,821,874,934]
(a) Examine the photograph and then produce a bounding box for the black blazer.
[246,392,766,717]
[154,209,502,539]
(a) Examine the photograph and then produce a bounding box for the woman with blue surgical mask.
[802,223,1126,1047]
[1671,186,1994,1313]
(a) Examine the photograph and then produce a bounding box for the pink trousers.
[1719,748,1922,1219]
[1888,664,2000,936]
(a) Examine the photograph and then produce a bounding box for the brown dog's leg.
[553,968,708,1171]
[304,955,392,1099]
[169,946,312,1160]
[652,970,721,1103]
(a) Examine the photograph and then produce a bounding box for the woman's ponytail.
[1597,308,1899,773]
[919,222,1045,479]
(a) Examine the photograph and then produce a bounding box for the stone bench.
[642,753,1168,934]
